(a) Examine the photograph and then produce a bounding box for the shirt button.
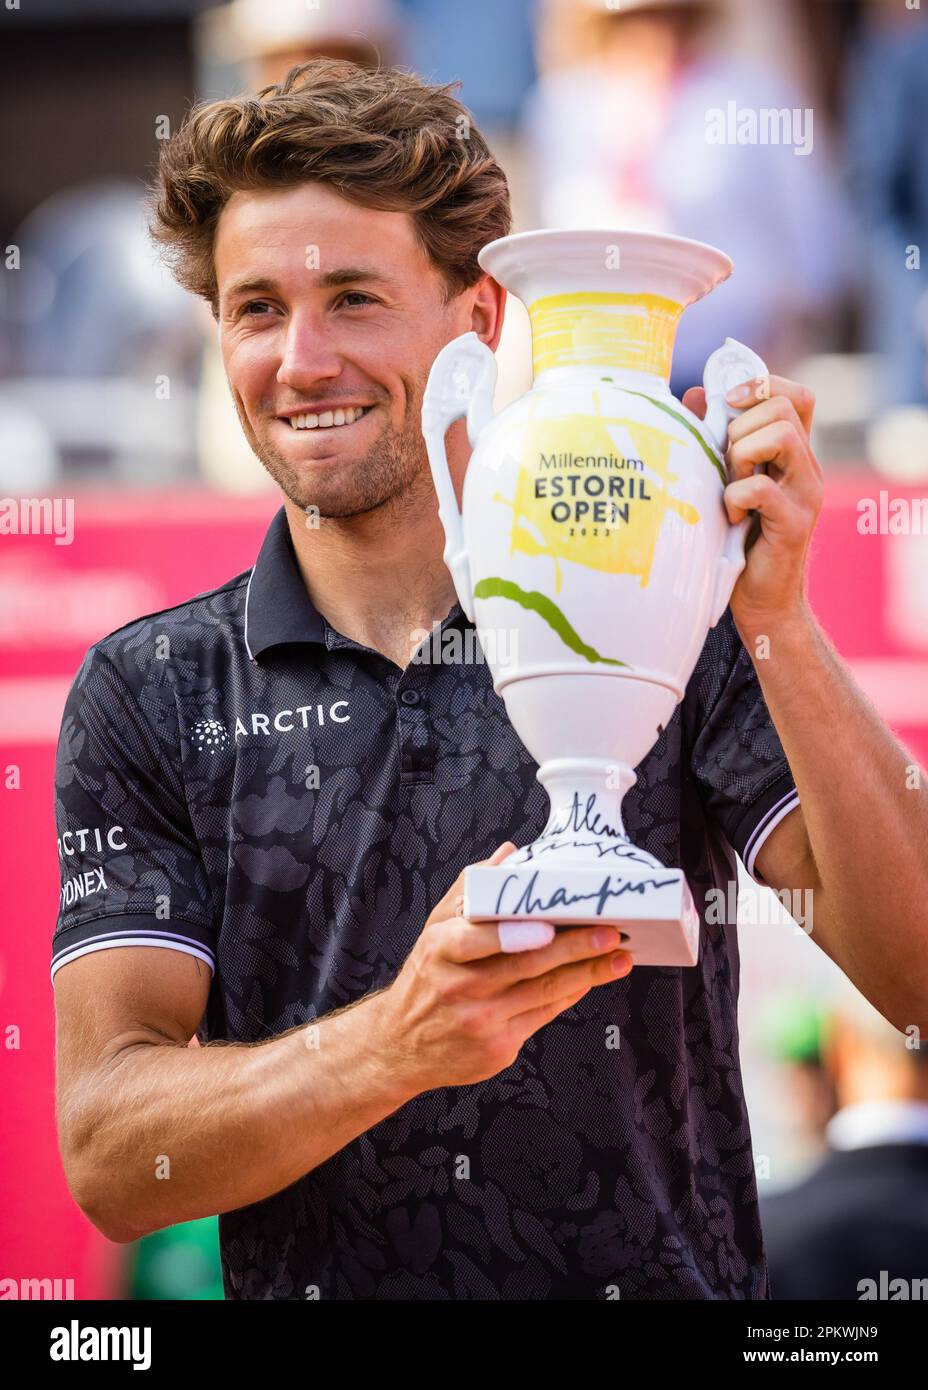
[399,689,421,706]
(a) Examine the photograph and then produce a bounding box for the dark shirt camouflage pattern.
[53,506,799,1300]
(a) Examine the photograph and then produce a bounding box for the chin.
[281,479,397,520]
[256,431,417,520]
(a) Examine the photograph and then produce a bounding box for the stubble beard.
[239,386,431,522]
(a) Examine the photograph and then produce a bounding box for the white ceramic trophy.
[422,229,768,966]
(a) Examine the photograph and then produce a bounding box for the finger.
[483,842,518,866]
[726,399,824,488]
[443,918,627,979]
[498,920,557,953]
[726,423,823,510]
[725,375,815,434]
[435,916,556,969]
[500,948,633,1021]
[425,841,517,928]
[495,921,625,978]
[726,395,807,450]
[723,471,808,532]
[681,386,707,420]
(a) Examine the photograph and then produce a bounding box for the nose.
[276,309,343,391]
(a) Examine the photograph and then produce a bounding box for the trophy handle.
[421,331,498,623]
[701,337,770,628]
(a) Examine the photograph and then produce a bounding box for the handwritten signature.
[542,791,625,842]
[493,868,678,917]
[520,837,655,865]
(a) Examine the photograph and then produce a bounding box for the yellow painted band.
[528,291,683,379]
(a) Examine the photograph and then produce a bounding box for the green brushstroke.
[474,577,630,667]
[617,389,728,486]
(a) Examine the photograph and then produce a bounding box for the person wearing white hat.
[204,0,404,85]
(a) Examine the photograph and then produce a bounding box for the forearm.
[741,603,928,1026]
[72,991,416,1241]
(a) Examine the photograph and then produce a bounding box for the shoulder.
[60,569,253,759]
[76,568,252,693]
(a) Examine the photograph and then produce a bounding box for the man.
[52,59,928,1301]
[762,989,928,1300]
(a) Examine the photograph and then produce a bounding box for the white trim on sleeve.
[743,789,801,885]
[50,937,215,983]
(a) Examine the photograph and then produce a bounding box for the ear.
[469,274,508,354]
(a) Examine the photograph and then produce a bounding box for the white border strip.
[242,564,256,660]
[50,937,215,982]
[743,789,802,884]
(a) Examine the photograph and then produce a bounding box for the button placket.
[396,675,433,782]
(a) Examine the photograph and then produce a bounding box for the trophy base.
[464,863,700,967]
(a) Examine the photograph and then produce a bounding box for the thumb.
[426,841,517,927]
[682,385,707,420]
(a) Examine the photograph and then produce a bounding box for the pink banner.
[1,480,925,1295]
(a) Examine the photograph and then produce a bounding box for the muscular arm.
[55,842,630,1245]
[684,371,928,1036]
[750,608,928,1035]
[54,947,414,1243]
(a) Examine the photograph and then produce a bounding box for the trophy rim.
[477,227,733,309]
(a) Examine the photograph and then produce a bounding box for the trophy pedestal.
[462,762,702,968]
[464,861,700,967]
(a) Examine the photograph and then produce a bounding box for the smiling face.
[215,181,468,518]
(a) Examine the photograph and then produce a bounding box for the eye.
[240,300,275,317]
[337,291,376,308]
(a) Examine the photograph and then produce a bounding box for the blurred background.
[1,0,927,1301]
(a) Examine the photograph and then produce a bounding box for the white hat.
[203,0,403,64]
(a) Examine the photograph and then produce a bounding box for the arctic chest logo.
[190,719,230,753]
[189,702,351,752]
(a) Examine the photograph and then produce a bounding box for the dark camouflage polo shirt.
[52,505,799,1300]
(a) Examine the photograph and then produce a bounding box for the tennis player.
[52,59,927,1300]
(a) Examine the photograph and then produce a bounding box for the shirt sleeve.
[51,644,216,982]
[685,608,801,886]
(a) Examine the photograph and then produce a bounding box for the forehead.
[214,182,431,291]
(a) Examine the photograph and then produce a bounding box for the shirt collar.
[244,507,325,660]
[244,505,468,663]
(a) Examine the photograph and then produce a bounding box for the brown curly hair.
[149,58,512,315]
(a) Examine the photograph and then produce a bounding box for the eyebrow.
[221,267,397,300]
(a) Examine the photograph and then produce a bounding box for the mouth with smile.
[277,404,376,432]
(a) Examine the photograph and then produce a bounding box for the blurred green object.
[756,994,826,1066]
[130,1217,224,1300]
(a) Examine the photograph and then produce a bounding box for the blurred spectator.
[524,0,853,396]
[15,181,199,383]
[757,993,837,1167]
[199,0,405,83]
[4,181,202,484]
[845,2,928,409]
[761,988,928,1300]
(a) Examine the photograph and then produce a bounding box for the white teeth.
[288,406,369,429]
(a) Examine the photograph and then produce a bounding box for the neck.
[282,466,460,671]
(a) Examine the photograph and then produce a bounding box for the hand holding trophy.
[422,230,768,967]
